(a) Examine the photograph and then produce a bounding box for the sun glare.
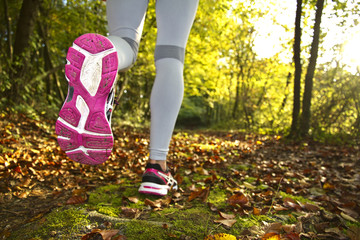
[342,29,360,73]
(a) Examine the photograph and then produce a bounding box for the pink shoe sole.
[55,33,118,165]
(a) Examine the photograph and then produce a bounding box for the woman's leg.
[106,0,149,71]
[149,0,199,167]
[139,0,199,196]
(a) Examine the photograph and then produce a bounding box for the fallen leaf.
[253,207,261,215]
[282,224,295,233]
[121,207,140,218]
[127,196,139,204]
[227,192,248,207]
[264,222,282,234]
[243,181,256,189]
[273,204,288,211]
[144,198,162,208]
[302,202,320,212]
[340,212,358,223]
[17,191,30,199]
[66,196,86,205]
[188,187,210,202]
[323,182,335,190]
[218,211,235,219]
[261,232,280,240]
[338,207,359,219]
[161,196,172,207]
[284,232,301,240]
[214,219,237,228]
[204,233,237,240]
[100,230,123,240]
[283,198,301,210]
[82,229,125,240]
[81,231,103,240]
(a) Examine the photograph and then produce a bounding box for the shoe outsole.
[139,183,169,196]
[55,33,118,165]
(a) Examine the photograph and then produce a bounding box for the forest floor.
[0,113,360,240]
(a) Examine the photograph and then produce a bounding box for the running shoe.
[55,33,118,165]
[138,163,178,196]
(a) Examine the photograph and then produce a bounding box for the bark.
[13,0,41,58]
[300,0,325,137]
[38,17,65,101]
[290,0,303,137]
[3,0,13,61]
[7,0,42,101]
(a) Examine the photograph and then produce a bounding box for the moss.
[207,188,228,208]
[169,208,213,239]
[243,177,257,183]
[96,206,121,217]
[232,164,251,171]
[120,220,174,240]
[279,191,317,205]
[149,206,216,239]
[10,207,90,240]
[88,184,124,206]
[87,184,149,216]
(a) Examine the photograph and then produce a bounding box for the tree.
[299,0,325,137]
[7,0,42,101]
[290,0,303,137]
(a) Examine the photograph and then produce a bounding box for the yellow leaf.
[204,233,237,240]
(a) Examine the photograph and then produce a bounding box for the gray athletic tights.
[106,0,199,161]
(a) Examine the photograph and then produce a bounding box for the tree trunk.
[232,74,241,119]
[290,0,303,137]
[300,0,325,137]
[7,0,42,101]
[13,0,41,59]
[3,0,13,62]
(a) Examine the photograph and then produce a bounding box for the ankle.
[149,159,167,172]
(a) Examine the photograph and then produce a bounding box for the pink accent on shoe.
[74,34,113,54]
[138,190,164,196]
[56,33,118,165]
[144,168,167,182]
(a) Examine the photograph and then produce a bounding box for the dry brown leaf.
[66,195,86,205]
[282,224,296,233]
[323,182,335,190]
[188,187,210,202]
[302,202,320,212]
[214,219,237,228]
[273,204,288,211]
[265,222,282,234]
[283,198,301,210]
[227,192,248,207]
[121,207,140,218]
[144,198,161,208]
[17,191,30,199]
[100,230,124,240]
[253,207,261,215]
[161,196,172,207]
[82,229,126,240]
[284,232,301,240]
[218,211,235,219]
[127,196,139,204]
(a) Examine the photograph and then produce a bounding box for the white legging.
[106,0,199,160]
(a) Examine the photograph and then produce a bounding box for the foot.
[55,33,118,165]
[138,163,178,196]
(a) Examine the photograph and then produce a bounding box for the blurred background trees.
[1,0,359,141]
